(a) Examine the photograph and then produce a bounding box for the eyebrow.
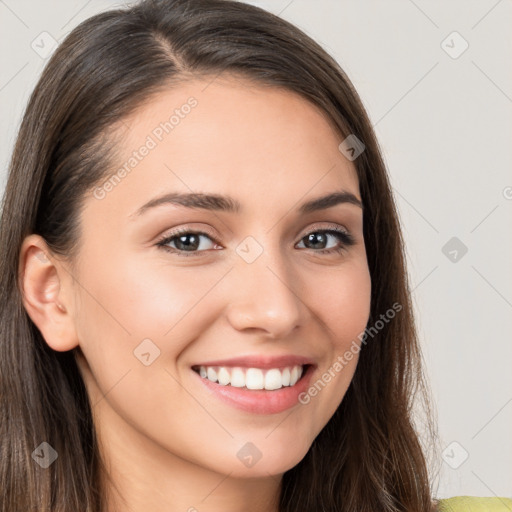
[129,190,363,219]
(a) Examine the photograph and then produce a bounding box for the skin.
[19,74,372,512]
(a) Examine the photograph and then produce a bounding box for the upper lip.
[191,354,315,370]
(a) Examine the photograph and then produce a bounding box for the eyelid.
[158,224,219,242]
[300,222,350,238]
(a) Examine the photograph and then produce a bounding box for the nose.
[224,248,307,339]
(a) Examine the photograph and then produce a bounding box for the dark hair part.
[0,0,441,510]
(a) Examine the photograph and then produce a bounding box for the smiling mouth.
[191,363,311,391]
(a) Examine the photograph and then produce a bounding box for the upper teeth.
[194,365,304,390]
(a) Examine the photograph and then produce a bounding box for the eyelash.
[155,224,356,258]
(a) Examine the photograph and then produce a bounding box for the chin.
[235,443,310,478]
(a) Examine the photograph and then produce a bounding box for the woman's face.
[55,76,371,479]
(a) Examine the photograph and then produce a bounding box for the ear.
[18,234,79,352]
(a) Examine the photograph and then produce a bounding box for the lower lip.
[192,365,315,415]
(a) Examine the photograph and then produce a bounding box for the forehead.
[91,75,360,220]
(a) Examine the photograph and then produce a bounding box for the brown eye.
[296,228,355,255]
[156,229,221,257]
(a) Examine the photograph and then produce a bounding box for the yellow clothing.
[438,496,512,512]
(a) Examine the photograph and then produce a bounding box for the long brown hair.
[0,0,441,510]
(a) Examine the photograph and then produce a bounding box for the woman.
[0,0,510,511]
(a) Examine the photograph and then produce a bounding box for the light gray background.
[1,0,511,500]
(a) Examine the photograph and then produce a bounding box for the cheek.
[72,252,231,396]
[72,255,222,435]
[307,260,372,348]
[76,252,222,339]
[299,260,371,409]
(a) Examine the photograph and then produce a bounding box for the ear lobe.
[19,234,79,352]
